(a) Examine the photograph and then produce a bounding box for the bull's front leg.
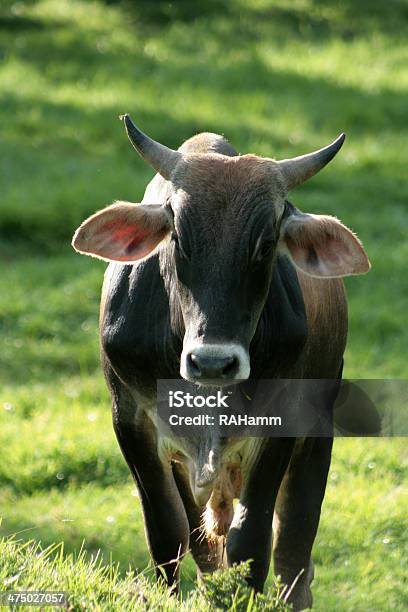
[111,385,189,590]
[226,438,295,591]
[272,436,333,611]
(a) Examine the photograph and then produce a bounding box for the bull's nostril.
[189,353,201,376]
[222,355,238,377]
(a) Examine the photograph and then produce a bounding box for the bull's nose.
[180,343,251,385]
[189,352,238,380]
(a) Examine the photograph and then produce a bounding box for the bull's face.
[73,115,370,386]
[170,156,286,385]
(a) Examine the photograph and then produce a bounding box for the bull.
[72,115,370,610]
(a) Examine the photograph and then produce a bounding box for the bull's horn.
[120,113,181,180]
[278,133,346,191]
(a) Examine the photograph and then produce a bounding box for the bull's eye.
[171,231,179,250]
[253,239,275,263]
[172,231,190,260]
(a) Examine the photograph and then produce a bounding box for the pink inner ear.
[73,202,170,262]
[100,220,148,244]
[99,220,150,259]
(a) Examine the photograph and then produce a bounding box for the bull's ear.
[72,201,171,262]
[279,211,371,277]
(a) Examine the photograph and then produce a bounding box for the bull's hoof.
[281,561,314,611]
[287,584,312,611]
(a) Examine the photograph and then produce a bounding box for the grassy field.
[0,0,407,610]
[0,538,291,611]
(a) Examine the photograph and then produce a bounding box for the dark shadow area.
[1,0,407,42]
[0,16,48,30]
[311,0,408,35]
[104,0,232,25]
[99,0,408,37]
[237,0,408,39]
[0,1,64,30]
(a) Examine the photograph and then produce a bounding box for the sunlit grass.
[1,535,290,610]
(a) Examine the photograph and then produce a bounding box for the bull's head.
[73,115,370,386]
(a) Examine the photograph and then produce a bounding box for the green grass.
[0,1,407,610]
[0,537,290,611]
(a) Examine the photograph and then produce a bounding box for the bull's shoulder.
[100,258,181,392]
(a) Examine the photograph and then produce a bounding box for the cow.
[72,115,370,610]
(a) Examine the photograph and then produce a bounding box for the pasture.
[0,0,407,609]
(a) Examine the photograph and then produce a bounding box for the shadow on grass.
[4,52,408,147]
[0,16,59,30]
[2,38,406,246]
[103,0,232,26]
[4,4,407,143]
[99,0,408,37]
